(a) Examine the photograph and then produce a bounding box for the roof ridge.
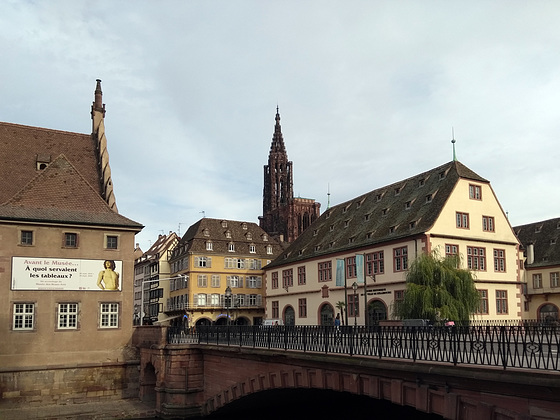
[0,121,89,137]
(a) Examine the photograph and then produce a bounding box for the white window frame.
[13,303,34,330]
[58,303,78,329]
[99,303,119,328]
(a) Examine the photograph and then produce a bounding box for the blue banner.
[336,259,345,287]
[356,254,364,284]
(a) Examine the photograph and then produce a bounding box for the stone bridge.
[133,327,560,419]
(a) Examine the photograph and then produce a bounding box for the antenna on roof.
[327,183,331,210]
[451,127,457,162]
[200,211,206,218]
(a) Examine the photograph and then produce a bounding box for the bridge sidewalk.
[0,398,157,420]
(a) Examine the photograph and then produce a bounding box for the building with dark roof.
[264,160,523,326]
[259,108,320,243]
[168,218,283,326]
[0,81,143,408]
[514,217,560,321]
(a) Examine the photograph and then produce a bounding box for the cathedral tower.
[260,108,320,243]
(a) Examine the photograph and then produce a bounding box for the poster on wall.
[11,257,123,291]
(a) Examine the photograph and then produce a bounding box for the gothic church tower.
[260,108,320,243]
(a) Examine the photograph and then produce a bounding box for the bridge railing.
[167,323,559,371]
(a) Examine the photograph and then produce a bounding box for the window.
[64,233,78,248]
[318,261,332,282]
[469,184,482,200]
[196,294,207,306]
[210,294,220,306]
[211,275,220,288]
[298,298,307,318]
[99,303,119,328]
[206,241,213,251]
[551,272,559,288]
[467,246,486,270]
[13,303,34,330]
[196,256,211,268]
[20,230,33,246]
[197,275,208,288]
[58,303,78,329]
[456,212,469,229]
[228,276,242,288]
[477,290,489,314]
[247,276,261,288]
[533,273,543,289]
[272,301,279,319]
[282,269,293,289]
[445,244,458,257]
[346,256,356,278]
[496,290,508,315]
[348,293,359,317]
[482,216,495,232]
[106,235,118,249]
[228,243,235,252]
[366,251,384,275]
[394,290,404,313]
[493,249,506,272]
[394,246,408,272]
[425,194,433,203]
[249,244,256,253]
[271,272,279,289]
[266,245,273,255]
[297,266,306,285]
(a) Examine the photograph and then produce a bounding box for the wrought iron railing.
[167,323,560,371]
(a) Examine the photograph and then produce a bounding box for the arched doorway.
[539,303,559,322]
[284,306,295,325]
[196,318,212,327]
[320,303,334,326]
[141,362,157,404]
[234,316,250,325]
[367,300,387,325]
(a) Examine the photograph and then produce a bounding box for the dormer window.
[326,211,331,219]
[535,225,542,233]
[389,226,396,234]
[228,242,235,252]
[225,230,232,239]
[344,220,350,228]
[206,241,213,251]
[364,213,370,221]
[249,244,256,253]
[36,154,51,170]
[405,200,412,210]
[425,194,433,203]
[203,229,210,237]
[262,234,268,242]
[381,208,388,216]
[246,232,252,241]
[376,193,383,202]
[348,237,355,244]
[418,178,425,187]
[394,187,401,196]
[242,222,248,230]
[409,221,417,229]
[313,229,318,236]
[439,171,446,180]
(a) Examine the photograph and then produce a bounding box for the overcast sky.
[2,1,560,251]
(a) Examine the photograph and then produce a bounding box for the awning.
[153,315,183,324]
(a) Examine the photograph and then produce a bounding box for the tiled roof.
[174,218,283,258]
[0,154,142,229]
[0,122,101,204]
[514,217,560,268]
[267,160,488,268]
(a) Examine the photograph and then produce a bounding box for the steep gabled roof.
[0,122,101,204]
[514,217,560,268]
[0,154,142,229]
[267,160,488,268]
[176,218,284,257]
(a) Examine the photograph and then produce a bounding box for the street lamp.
[225,286,232,326]
[352,282,358,327]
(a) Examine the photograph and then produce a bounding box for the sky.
[2,1,560,251]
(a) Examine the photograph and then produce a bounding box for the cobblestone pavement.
[0,398,157,420]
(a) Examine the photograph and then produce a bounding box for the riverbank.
[0,398,157,419]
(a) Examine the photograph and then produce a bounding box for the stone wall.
[0,362,139,408]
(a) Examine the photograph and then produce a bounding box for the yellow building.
[168,218,283,326]
[265,160,522,325]
[514,218,560,321]
[0,80,143,408]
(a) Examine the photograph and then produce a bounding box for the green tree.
[393,251,480,322]
[335,301,346,325]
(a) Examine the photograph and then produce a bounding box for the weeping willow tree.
[393,251,480,322]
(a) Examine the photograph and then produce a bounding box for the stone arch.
[367,299,388,325]
[537,302,559,321]
[196,317,212,327]
[140,361,157,404]
[283,305,295,325]
[319,302,335,326]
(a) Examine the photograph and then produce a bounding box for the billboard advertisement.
[11,257,123,291]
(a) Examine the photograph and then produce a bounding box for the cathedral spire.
[270,106,286,153]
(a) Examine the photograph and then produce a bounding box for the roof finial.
[451,127,457,161]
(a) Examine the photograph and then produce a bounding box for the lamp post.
[225,286,232,326]
[352,281,358,327]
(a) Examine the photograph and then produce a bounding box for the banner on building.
[335,259,345,287]
[11,257,123,291]
[356,254,364,284]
